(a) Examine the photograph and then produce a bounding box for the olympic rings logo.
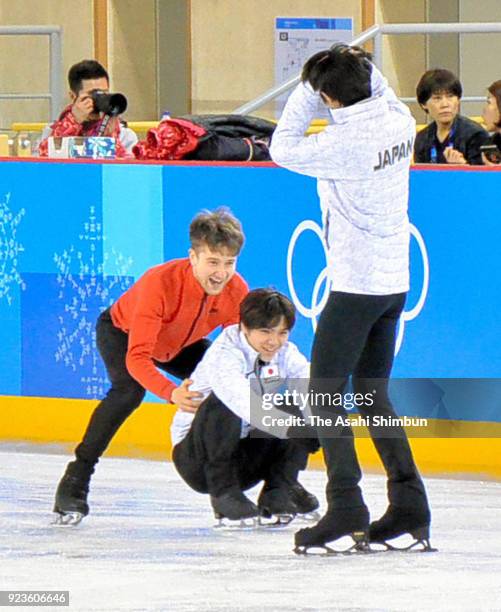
[286,219,429,355]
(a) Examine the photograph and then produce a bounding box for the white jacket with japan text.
[170,324,309,446]
[270,65,415,296]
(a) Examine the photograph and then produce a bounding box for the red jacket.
[38,104,127,157]
[110,258,248,400]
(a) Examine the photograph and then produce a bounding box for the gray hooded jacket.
[170,324,310,446]
[270,65,415,295]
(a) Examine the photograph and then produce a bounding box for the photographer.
[481,80,501,166]
[39,59,137,157]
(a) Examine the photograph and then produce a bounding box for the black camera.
[91,90,127,116]
[480,144,501,164]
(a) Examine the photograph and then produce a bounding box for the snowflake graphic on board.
[54,206,133,398]
[0,193,26,305]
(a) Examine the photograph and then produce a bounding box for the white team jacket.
[270,65,415,296]
[170,324,309,446]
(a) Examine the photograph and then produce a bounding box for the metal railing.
[0,26,63,120]
[234,22,501,115]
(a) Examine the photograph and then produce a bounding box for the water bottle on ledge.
[161,110,171,122]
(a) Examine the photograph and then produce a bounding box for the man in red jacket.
[54,208,248,524]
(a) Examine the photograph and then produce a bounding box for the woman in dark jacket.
[414,69,490,165]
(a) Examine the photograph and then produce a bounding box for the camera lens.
[91,91,127,116]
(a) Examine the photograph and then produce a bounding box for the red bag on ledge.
[133,118,207,160]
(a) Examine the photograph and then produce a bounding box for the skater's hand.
[171,379,203,413]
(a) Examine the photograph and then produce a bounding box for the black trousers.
[310,292,428,511]
[173,393,312,497]
[74,309,211,468]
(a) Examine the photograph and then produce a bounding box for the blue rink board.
[0,160,499,421]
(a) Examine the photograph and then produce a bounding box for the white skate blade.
[213,516,259,530]
[297,510,321,523]
[52,512,85,526]
[370,534,438,553]
[258,513,295,528]
[294,533,371,556]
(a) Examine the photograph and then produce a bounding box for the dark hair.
[416,69,462,109]
[301,43,372,107]
[189,207,244,255]
[240,289,296,331]
[68,60,109,94]
[488,80,501,128]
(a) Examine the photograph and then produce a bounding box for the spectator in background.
[39,60,137,157]
[414,69,490,165]
[481,80,501,166]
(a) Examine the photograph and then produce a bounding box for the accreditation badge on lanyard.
[431,125,456,163]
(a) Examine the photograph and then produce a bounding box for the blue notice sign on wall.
[275,18,353,30]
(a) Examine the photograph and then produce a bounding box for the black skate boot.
[211,489,259,527]
[257,484,298,525]
[294,506,370,555]
[369,504,435,552]
[288,482,320,518]
[53,461,92,526]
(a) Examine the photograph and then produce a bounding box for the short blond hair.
[189,207,244,255]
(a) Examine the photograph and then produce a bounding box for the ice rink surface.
[1,447,500,612]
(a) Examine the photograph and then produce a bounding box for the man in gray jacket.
[270,44,431,552]
[171,289,319,523]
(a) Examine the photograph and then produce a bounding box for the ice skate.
[294,507,370,555]
[52,463,91,526]
[257,484,298,526]
[288,482,320,521]
[211,489,259,528]
[369,505,436,552]
[52,511,86,526]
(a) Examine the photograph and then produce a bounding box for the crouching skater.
[171,289,320,526]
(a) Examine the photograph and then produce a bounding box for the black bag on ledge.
[133,114,275,162]
[181,114,275,162]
